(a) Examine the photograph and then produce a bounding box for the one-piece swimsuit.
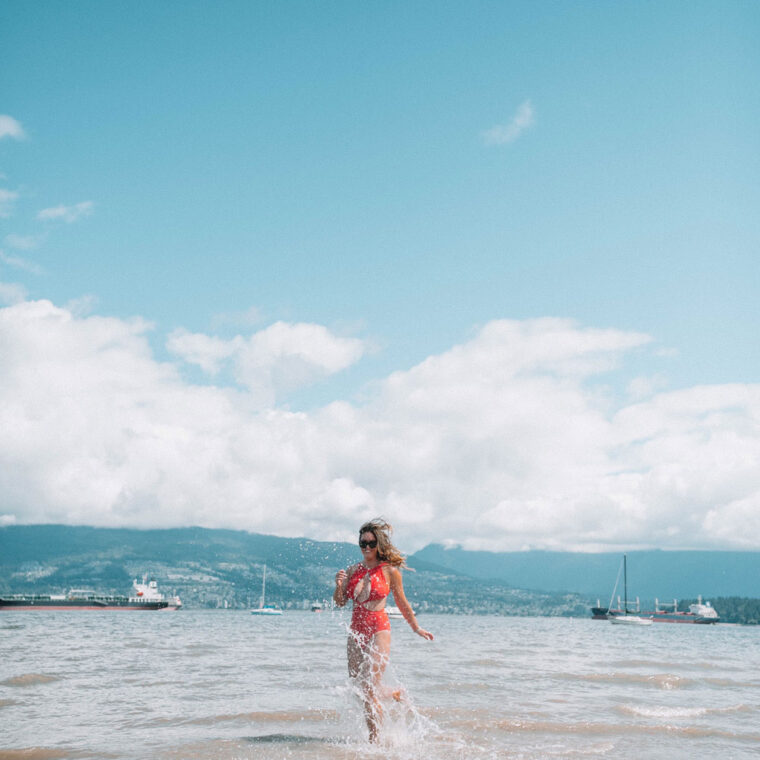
[346,562,391,638]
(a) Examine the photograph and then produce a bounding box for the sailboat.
[608,555,653,626]
[250,564,283,616]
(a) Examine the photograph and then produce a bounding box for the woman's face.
[359,531,378,562]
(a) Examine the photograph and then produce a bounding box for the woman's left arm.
[388,567,434,641]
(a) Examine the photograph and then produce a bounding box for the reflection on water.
[0,611,759,759]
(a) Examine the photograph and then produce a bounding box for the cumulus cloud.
[1,299,759,551]
[0,115,25,141]
[482,100,535,145]
[168,321,367,406]
[37,201,94,223]
[167,329,239,375]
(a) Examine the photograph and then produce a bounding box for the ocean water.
[1,610,758,759]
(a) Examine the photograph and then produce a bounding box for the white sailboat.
[608,555,653,626]
[610,613,653,626]
[250,564,283,616]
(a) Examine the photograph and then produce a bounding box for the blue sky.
[1,2,759,550]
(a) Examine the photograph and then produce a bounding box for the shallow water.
[1,611,758,759]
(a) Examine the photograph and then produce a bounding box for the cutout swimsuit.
[346,562,391,638]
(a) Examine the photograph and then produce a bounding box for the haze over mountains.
[2,526,758,613]
[413,545,760,599]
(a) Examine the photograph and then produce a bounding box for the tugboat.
[0,576,181,611]
[132,576,183,610]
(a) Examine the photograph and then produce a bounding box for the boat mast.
[623,554,628,615]
[261,564,267,607]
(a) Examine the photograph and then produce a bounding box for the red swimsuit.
[346,562,391,638]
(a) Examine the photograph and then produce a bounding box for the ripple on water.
[155,724,482,760]
[463,658,506,667]
[449,715,760,742]
[704,676,760,689]
[0,673,62,688]
[617,702,752,719]
[184,643,222,654]
[120,679,180,688]
[609,658,724,672]
[430,680,493,693]
[164,708,341,727]
[565,672,689,690]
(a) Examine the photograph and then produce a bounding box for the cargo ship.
[591,596,719,624]
[0,576,182,611]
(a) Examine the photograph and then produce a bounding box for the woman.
[333,518,434,742]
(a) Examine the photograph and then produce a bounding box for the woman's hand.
[414,626,434,641]
[333,568,348,607]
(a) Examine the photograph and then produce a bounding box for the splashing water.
[335,620,442,751]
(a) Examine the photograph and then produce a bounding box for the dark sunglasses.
[359,539,377,549]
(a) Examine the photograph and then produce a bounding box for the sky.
[1,1,759,552]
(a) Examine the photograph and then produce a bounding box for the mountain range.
[413,544,760,599]
[2,525,758,614]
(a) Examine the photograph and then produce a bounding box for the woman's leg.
[362,630,402,700]
[347,630,367,680]
[364,630,391,742]
[347,632,376,740]
[346,629,392,742]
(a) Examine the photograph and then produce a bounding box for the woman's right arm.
[333,566,349,607]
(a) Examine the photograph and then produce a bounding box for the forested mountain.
[0,525,587,616]
[2,526,758,621]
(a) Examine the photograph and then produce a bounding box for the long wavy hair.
[359,518,408,569]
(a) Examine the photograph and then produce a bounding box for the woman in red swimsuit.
[333,518,434,742]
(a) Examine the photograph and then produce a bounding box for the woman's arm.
[333,565,352,607]
[388,567,434,640]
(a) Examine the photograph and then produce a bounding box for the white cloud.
[37,201,94,223]
[65,294,99,317]
[0,189,19,218]
[627,374,668,400]
[168,321,367,405]
[235,321,366,393]
[0,250,45,276]
[482,100,535,145]
[1,300,759,551]
[0,115,25,141]
[167,329,240,375]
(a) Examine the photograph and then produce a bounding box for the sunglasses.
[359,539,378,549]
